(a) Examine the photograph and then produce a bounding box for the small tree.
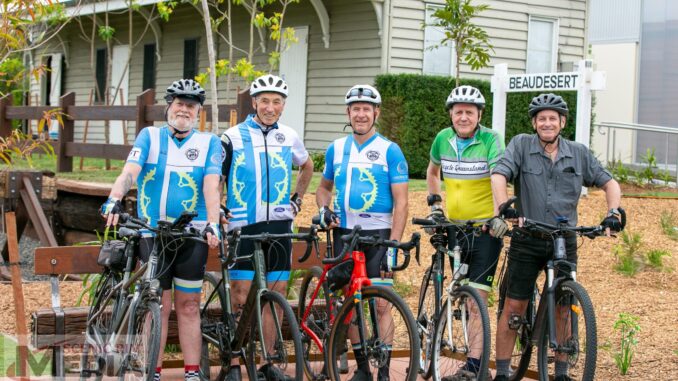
[426,0,494,86]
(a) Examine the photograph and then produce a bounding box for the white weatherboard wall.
[279,26,309,140]
[110,45,130,145]
[590,43,638,164]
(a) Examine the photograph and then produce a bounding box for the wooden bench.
[32,241,324,377]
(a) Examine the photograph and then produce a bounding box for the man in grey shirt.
[490,93,623,381]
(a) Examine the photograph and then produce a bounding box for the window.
[143,43,156,90]
[95,48,107,103]
[183,39,198,80]
[527,16,558,73]
[423,5,454,76]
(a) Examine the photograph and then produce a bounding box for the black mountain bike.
[496,198,626,381]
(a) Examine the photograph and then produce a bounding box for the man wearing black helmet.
[490,93,623,381]
[100,79,223,381]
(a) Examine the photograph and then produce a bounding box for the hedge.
[374,73,580,178]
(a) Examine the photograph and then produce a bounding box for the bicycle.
[411,217,492,381]
[495,197,626,381]
[80,211,203,381]
[298,223,421,381]
[198,225,318,380]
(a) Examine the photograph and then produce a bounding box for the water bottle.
[555,237,566,259]
[387,247,397,272]
[452,246,462,280]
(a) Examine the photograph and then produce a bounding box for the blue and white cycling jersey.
[126,126,223,231]
[222,115,309,230]
[323,133,408,230]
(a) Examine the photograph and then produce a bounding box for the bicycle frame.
[300,249,372,353]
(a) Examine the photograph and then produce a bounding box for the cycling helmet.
[528,93,569,118]
[165,79,206,105]
[250,74,289,98]
[445,85,485,110]
[345,84,381,106]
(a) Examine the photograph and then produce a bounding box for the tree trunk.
[201,0,219,133]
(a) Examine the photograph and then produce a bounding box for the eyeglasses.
[347,88,377,100]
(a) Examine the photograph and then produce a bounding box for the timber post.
[136,88,155,135]
[57,92,76,172]
[0,93,12,137]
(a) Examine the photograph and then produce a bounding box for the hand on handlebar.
[100,197,124,227]
[203,222,221,249]
[425,205,446,234]
[318,206,340,230]
[600,214,623,236]
[486,216,509,238]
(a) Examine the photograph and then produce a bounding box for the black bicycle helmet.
[165,79,206,105]
[528,93,568,118]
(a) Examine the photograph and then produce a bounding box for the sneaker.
[441,369,477,381]
[493,375,510,381]
[554,376,573,381]
[225,366,242,381]
[257,363,293,381]
[348,368,371,381]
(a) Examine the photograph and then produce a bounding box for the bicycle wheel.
[416,264,437,379]
[80,271,122,380]
[244,290,304,381]
[298,266,332,380]
[326,286,419,381]
[431,285,490,381]
[119,299,162,381]
[537,280,596,381]
[200,272,229,380]
[497,277,535,381]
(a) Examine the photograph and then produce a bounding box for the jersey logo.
[231,152,247,208]
[397,161,408,175]
[366,150,380,161]
[186,148,200,161]
[275,132,286,144]
[441,160,489,176]
[349,168,378,213]
[128,147,142,161]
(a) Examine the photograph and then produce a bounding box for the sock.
[495,359,511,377]
[184,364,199,379]
[154,367,162,381]
[352,343,370,374]
[555,361,569,377]
[464,357,481,373]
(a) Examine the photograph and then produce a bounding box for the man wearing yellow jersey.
[426,85,506,381]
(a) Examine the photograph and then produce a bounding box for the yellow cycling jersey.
[430,126,505,222]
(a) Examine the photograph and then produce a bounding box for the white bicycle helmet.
[250,74,289,98]
[165,79,206,105]
[445,85,485,110]
[345,84,381,106]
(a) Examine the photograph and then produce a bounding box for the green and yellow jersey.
[430,126,505,222]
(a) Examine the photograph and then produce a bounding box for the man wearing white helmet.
[316,84,409,380]
[100,79,222,381]
[426,85,505,380]
[221,74,313,380]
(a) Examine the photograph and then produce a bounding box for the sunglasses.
[347,88,378,100]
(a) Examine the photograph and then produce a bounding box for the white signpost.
[490,59,607,148]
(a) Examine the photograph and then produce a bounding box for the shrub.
[646,249,671,272]
[613,313,641,375]
[375,73,579,178]
[309,150,326,172]
[612,230,644,276]
[659,211,678,240]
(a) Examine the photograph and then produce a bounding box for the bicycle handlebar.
[117,212,205,242]
[321,225,420,272]
[226,227,319,265]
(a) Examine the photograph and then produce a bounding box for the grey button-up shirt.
[492,134,612,226]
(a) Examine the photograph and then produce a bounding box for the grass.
[3,153,431,191]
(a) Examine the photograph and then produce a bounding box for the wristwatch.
[427,194,442,206]
[608,208,621,217]
[291,192,303,207]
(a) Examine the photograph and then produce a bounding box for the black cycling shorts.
[332,227,393,287]
[228,220,293,283]
[138,236,208,294]
[504,228,578,300]
[447,227,503,292]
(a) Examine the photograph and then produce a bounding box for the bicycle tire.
[200,272,229,381]
[497,277,535,381]
[416,265,437,379]
[298,266,332,380]
[80,271,122,381]
[537,280,597,381]
[326,285,419,381]
[119,299,162,381]
[431,285,490,381]
[244,290,304,381]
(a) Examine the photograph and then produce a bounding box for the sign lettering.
[507,73,579,92]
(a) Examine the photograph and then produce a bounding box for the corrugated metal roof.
[589,0,641,43]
